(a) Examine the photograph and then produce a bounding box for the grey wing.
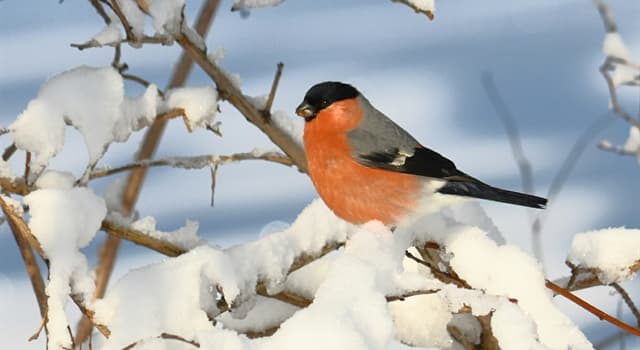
[347,97,460,179]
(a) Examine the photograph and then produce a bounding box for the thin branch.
[69,294,111,338]
[89,151,294,180]
[598,140,637,156]
[121,332,200,350]
[481,72,540,262]
[404,250,471,289]
[0,195,48,321]
[174,34,308,172]
[106,0,137,42]
[2,143,17,161]
[210,163,219,207]
[599,57,640,128]
[77,2,223,341]
[391,0,434,20]
[263,62,284,118]
[28,315,47,342]
[89,0,111,24]
[611,282,640,327]
[70,35,174,50]
[101,220,185,257]
[545,279,640,336]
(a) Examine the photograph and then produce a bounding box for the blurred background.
[1,0,639,348]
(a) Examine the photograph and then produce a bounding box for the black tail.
[437,177,547,209]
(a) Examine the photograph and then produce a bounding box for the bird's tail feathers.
[437,177,547,209]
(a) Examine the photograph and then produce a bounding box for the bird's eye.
[320,100,328,108]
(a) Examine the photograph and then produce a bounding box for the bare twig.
[101,220,185,257]
[545,279,640,336]
[210,163,219,207]
[599,57,640,128]
[89,151,294,180]
[2,143,17,161]
[263,62,284,118]
[89,0,111,24]
[481,72,540,262]
[174,35,308,172]
[391,0,434,20]
[405,250,471,289]
[24,151,31,183]
[28,316,47,342]
[611,282,640,327]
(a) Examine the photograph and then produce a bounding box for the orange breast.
[303,99,421,226]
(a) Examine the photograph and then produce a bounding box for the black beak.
[296,102,316,121]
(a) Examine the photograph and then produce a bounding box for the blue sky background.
[1,0,640,348]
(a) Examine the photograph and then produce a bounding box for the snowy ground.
[1,0,640,348]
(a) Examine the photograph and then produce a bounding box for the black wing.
[354,144,547,209]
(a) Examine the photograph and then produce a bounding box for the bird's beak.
[296,102,316,120]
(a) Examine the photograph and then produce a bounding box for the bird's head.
[296,81,359,122]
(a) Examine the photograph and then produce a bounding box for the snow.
[94,245,241,350]
[567,227,640,284]
[114,0,145,39]
[219,296,298,334]
[271,111,303,146]
[24,179,107,350]
[623,125,640,153]
[148,0,186,36]
[603,32,638,87]
[9,66,159,181]
[407,0,435,13]
[442,226,592,349]
[130,215,205,250]
[165,86,219,131]
[92,21,123,46]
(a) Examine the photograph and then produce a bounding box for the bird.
[295,81,547,227]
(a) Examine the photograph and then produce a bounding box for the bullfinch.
[295,81,547,226]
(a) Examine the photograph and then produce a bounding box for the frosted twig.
[0,127,9,136]
[546,280,640,336]
[122,332,200,350]
[104,0,137,42]
[405,250,470,288]
[391,0,435,20]
[447,324,476,350]
[263,62,284,119]
[89,151,294,180]
[555,260,640,292]
[101,220,186,257]
[175,34,308,172]
[611,282,640,327]
[70,35,174,50]
[594,0,640,127]
[481,72,540,263]
[600,57,640,128]
[598,140,637,156]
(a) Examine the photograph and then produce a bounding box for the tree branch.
[546,279,640,336]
